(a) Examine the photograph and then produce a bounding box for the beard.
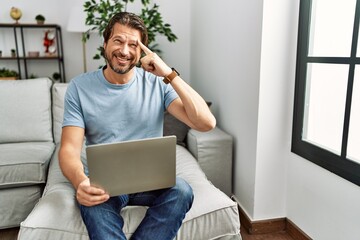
[104,50,138,75]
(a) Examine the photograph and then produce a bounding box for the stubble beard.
[105,51,137,75]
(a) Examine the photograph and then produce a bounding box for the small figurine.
[10,7,22,24]
[43,30,55,55]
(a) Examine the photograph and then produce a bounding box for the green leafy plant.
[0,68,18,78]
[29,73,38,79]
[83,0,177,60]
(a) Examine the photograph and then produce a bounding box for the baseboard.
[231,195,312,240]
[286,219,312,240]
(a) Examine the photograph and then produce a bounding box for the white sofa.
[0,78,241,239]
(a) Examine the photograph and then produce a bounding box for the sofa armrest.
[186,127,233,196]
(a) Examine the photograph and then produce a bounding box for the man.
[59,12,216,240]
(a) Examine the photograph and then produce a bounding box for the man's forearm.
[59,146,87,190]
[170,76,216,131]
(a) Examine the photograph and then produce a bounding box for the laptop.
[86,135,176,197]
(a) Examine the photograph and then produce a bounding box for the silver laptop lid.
[86,135,176,196]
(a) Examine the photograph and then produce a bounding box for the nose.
[119,44,130,56]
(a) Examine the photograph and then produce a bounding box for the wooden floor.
[241,225,295,240]
[1,226,294,240]
[0,227,18,240]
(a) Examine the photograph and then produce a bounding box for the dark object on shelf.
[11,49,16,57]
[0,23,65,82]
[10,49,16,57]
[52,72,61,82]
[35,14,45,24]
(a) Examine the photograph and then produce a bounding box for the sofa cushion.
[163,102,212,147]
[52,83,68,144]
[19,145,240,239]
[0,78,53,143]
[0,185,43,229]
[163,111,190,147]
[0,142,55,188]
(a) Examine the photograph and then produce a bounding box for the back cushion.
[52,83,68,144]
[0,79,53,143]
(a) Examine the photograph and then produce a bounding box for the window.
[292,0,360,186]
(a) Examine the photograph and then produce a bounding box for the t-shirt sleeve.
[62,81,85,129]
[163,82,179,110]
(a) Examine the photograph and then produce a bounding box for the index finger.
[138,40,152,55]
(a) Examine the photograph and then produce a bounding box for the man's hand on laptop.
[76,178,110,206]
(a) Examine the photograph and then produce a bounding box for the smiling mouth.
[113,53,131,65]
[116,57,129,64]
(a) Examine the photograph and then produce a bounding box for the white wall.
[191,0,264,218]
[191,0,360,239]
[261,2,360,240]
[0,0,190,82]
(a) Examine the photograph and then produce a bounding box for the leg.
[130,177,194,240]
[80,194,129,240]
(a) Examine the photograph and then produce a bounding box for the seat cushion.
[0,185,43,229]
[0,142,55,188]
[19,145,240,239]
[0,78,53,143]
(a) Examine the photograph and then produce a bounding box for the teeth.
[117,57,128,61]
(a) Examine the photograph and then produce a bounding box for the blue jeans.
[80,177,193,240]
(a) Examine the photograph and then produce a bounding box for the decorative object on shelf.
[35,14,45,25]
[43,30,56,56]
[83,0,177,60]
[11,49,16,57]
[10,7,22,24]
[0,50,2,57]
[28,51,40,57]
[52,72,61,82]
[48,46,56,55]
[0,67,18,80]
[29,74,38,79]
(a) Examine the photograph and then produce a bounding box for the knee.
[174,177,194,209]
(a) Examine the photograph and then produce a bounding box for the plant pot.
[37,20,44,25]
[0,77,17,80]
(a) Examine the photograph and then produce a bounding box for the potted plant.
[83,0,177,60]
[0,67,18,80]
[0,50,2,57]
[29,74,38,79]
[35,14,45,24]
[11,49,16,57]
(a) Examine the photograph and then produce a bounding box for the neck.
[103,66,135,85]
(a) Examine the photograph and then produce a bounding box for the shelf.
[0,23,66,82]
[0,23,60,28]
[0,56,62,60]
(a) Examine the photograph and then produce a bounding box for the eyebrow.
[113,34,138,44]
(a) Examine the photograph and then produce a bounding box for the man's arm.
[59,126,109,206]
[166,79,215,132]
[138,41,216,132]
